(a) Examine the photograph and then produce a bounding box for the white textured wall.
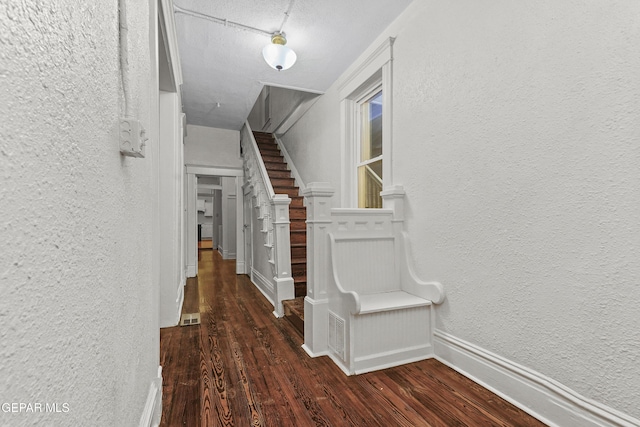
[283,0,640,420]
[279,89,342,204]
[184,124,241,168]
[0,1,159,426]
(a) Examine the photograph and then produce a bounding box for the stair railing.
[241,121,294,317]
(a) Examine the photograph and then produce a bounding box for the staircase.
[252,132,306,334]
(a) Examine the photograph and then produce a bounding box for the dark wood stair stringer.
[253,131,305,336]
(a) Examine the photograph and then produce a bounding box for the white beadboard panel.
[333,237,397,295]
[353,306,430,358]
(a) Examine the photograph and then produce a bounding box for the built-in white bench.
[323,209,444,375]
[302,184,445,375]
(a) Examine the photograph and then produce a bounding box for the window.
[357,89,383,208]
[339,38,394,208]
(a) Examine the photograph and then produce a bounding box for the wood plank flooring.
[160,250,547,426]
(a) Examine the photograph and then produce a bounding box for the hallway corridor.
[159,249,546,426]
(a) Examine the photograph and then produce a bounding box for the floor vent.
[180,313,201,326]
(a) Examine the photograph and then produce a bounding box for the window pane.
[360,91,383,162]
[357,159,383,208]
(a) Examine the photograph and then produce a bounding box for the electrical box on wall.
[120,118,147,158]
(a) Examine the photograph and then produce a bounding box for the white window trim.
[339,37,394,208]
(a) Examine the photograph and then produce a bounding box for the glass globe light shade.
[262,43,297,71]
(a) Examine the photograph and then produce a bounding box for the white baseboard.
[301,344,329,358]
[186,264,196,278]
[160,281,184,328]
[434,330,639,427]
[139,366,162,427]
[251,268,275,308]
[175,279,185,323]
[236,261,245,274]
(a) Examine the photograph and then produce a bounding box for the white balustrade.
[241,121,293,317]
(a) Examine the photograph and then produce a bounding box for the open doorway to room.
[185,166,244,278]
[196,176,220,251]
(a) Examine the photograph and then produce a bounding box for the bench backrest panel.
[331,236,399,295]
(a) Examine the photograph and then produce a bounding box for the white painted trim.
[301,344,329,358]
[434,330,640,427]
[185,165,243,176]
[251,267,275,307]
[273,95,322,136]
[160,278,184,328]
[198,184,222,190]
[338,38,394,208]
[138,366,162,427]
[259,81,325,95]
[186,264,196,277]
[275,135,305,193]
[159,0,183,84]
[338,37,394,100]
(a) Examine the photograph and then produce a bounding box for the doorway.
[185,165,244,277]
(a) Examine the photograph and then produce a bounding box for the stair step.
[260,149,281,158]
[271,177,295,187]
[294,276,307,298]
[290,218,306,230]
[292,264,307,277]
[291,244,306,259]
[258,146,278,154]
[273,186,300,197]
[255,140,276,147]
[283,297,305,335]
[292,258,306,272]
[289,207,306,219]
[258,143,279,150]
[290,197,304,207]
[267,169,291,179]
[265,162,289,171]
[262,154,284,163]
[290,230,306,244]
[253,131,272,137]
[253,135,274,143]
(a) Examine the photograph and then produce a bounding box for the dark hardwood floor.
[160,250,547,426]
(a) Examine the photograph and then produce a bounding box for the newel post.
[271,194,294,317]
[301,182,335,357]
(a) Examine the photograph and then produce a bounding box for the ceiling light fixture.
[262,32,297,71]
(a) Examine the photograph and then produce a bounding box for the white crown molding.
[434,330,639,427]
[338,37,394,100]
[159,0,183,86]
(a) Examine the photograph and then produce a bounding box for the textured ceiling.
[173,0,412,130]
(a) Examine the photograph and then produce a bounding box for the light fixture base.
[271,33,287,45]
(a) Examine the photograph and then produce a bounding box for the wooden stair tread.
[283,297,305,336]
[283,297,305,320]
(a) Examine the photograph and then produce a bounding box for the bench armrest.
[400,231,445,304]
[328,234,361,314]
